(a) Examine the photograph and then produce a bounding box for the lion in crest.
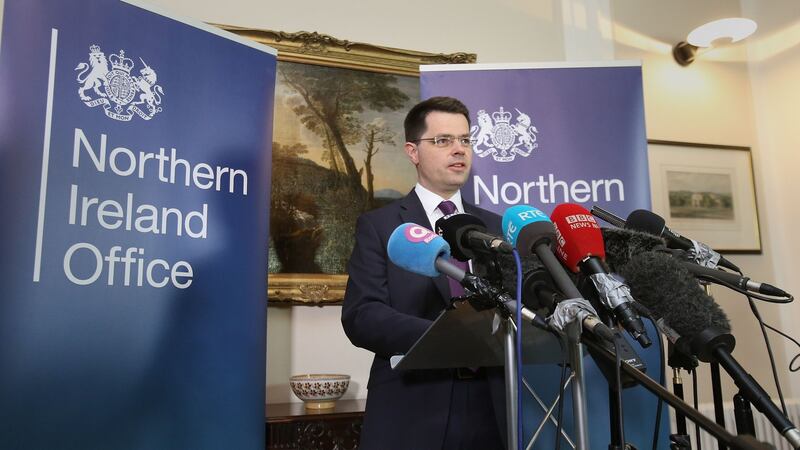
[75,46,109,101]
[471,109,494,150]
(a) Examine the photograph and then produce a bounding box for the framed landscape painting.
[219,26,476,303]
[647,140,761,253]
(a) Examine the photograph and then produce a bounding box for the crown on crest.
[492,107,512,124]
[109,50,134,73]
[89,44,103,55]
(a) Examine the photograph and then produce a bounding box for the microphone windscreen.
[501,205,554,256]
[495,253,559,310]
[617,251,731,337]
[550,203,605,272]
[601,227,666,272]
[387,223,450,278]
[625,209,666,235]
[434,213,487,262]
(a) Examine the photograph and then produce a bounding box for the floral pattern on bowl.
[289,374,350,410]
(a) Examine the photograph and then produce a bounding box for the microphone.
[625,209,740,272]
[387,223,549,330]
[501,205,615,342]
[671,249,789,298]
[549,297,615,344]
[434,212,512,262]
[617,251,800,449]
[601,227,791,298]
[615,250,731,340]
[551,203,651,347]
[590,205,626,228]
[496,253,562,312]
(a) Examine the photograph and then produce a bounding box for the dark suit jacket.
[341,190,506,450]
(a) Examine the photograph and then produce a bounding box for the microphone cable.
[647,314,667,450]
[750,308,800,373]
[736,264,793,416]
[612,336,626,448]
[513,249,524,450]
[555,348,568,450]
[729,267,800,376]
[631,303,668,450]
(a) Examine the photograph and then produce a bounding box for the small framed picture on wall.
[647,140,761,253]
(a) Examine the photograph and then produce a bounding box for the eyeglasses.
[412,135,476,148]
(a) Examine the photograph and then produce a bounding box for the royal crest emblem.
[470,107,539,162]
[75,44,164,121]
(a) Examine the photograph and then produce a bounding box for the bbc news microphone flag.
[421,63,665,449]
[0,1,276,448]
[420,62,651,218]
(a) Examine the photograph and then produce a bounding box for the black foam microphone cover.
[626,209,667,236]
[494,253,562,312]
[515,221,556,257]
[435,213,487,261]
[616,250,731,338]
[601,227,666,272]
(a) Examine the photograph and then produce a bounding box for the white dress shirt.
[414,183,465,230]
[413,183,472,272]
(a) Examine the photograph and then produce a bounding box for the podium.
[390,300,563,370]
[389,299,575,450]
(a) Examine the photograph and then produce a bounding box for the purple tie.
[438,201,467,298]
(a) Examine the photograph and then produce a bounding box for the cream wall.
[610,0,798,406]
[741,0,800,398]
[2,0,794,406]
[140,0,568,63]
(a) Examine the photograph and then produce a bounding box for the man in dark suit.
[342,97,506,450]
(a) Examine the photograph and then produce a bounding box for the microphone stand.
[606,333,628,450]
[457,271,540,450]
[534,247,591,450]
[583,287,629,450]
[582,337,774,450]
[687,327,800,449]
[668,342,698,449]
[733,393,756,437]
[696,283,728,450]
[710,362,727,450]
[698,286,758,446]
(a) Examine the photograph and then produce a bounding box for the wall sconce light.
[673,18,757,66]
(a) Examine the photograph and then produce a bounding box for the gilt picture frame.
[647,140,762,253]
[218,26,476,304]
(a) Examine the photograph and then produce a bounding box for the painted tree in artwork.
[278,62,409,197]
[361,118,396,209]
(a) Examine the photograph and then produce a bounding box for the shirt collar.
[414,183,464,216]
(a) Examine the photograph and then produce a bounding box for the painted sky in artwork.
[272,65,418,195]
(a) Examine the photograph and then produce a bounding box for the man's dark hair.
[404,96,471,142]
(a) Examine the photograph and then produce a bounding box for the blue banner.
[421,62,650,217]
[421,63,669,449]
[0,1,276,448]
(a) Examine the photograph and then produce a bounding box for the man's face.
[404,111,472,198]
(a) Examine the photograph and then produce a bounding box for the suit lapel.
[398,189,430,228]
[398,190,451,305]
[463,202,484,222]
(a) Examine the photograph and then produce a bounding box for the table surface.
[266,399,366,419]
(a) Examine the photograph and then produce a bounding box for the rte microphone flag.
[0,1,276,449]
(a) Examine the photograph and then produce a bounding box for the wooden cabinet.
[266,399,365,450]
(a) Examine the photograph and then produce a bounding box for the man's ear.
[404,142,419,165]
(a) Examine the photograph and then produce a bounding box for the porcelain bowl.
[289,374,350,410]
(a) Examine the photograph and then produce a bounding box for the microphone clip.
[461,274,510,315]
